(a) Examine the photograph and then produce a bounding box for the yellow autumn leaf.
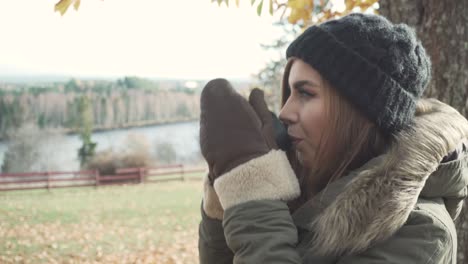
[55,0,73,16]
[301,8,311,21]
[55,0,80,16]
[287,0,302,9]
[288,8,300,24]
[344,0,355,12]
[359,0,378,10]
[308,0,314,14]
[73,0,81,10]
[257,0,264,16]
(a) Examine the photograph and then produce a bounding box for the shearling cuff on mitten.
[213,149,300,210]
[202,175,224,220]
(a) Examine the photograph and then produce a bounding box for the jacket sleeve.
[198,202,234,264]
[207,150,302,263]
[337,200,455,264]
[222,200,302,264]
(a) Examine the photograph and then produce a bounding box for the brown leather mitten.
[200,79,277,182]
[200,79,300,211]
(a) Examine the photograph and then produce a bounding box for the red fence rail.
[0,165,206,192]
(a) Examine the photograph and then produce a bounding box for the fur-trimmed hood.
[292,98,468,256]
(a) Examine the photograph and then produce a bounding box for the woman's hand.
[199,78,300,211]
[199,79,277,183]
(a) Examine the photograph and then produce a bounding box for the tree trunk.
[379,0,467,262]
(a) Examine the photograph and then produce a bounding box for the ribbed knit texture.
[285,13,431,135]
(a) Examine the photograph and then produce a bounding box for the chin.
[296,147,317,169]
[296,150,309,168]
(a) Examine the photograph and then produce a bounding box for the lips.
[288,134,303,145]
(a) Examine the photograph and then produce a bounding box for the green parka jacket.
[199,100,468,264]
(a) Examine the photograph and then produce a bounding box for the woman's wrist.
[213,149,301,210]
[203,175,224,220]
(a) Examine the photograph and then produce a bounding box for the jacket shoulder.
[336,198,456,264]
[411,197,457,263]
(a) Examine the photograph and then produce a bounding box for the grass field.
[0,176,204,263]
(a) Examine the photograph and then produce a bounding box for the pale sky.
[0,0,285,80]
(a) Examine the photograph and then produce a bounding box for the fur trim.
[310,98,468,256]
[202,175,224,220]
[214,149,300,210]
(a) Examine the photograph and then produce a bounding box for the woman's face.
[279,59,328,167]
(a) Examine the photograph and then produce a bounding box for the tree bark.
[379,0,468,262]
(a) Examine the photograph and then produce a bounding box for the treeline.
[0,77,201,138]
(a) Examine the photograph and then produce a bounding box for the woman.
[198,13,468,263]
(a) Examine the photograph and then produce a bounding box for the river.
[0,121,202,172]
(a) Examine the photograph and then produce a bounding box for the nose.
[279,97,298,125]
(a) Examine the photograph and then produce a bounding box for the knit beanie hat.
[283,13,431,135]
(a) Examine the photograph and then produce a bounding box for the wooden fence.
[0,164,206,192]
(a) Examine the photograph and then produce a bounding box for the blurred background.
[0,0,466,263]
[0,0,288,173]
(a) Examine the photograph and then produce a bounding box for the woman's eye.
[298,88,315,98]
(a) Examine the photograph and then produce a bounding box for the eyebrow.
[290,80,320,90]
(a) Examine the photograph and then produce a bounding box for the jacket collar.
[292,99,468,257]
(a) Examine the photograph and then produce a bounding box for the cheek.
[300,100,326,146]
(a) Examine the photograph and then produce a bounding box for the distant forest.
[0,77,203,139]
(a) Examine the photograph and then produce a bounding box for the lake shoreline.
[0,121,202,171]
[73,118,200,136]
[0,118,200,142]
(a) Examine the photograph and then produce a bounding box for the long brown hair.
[282,58,391,212]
